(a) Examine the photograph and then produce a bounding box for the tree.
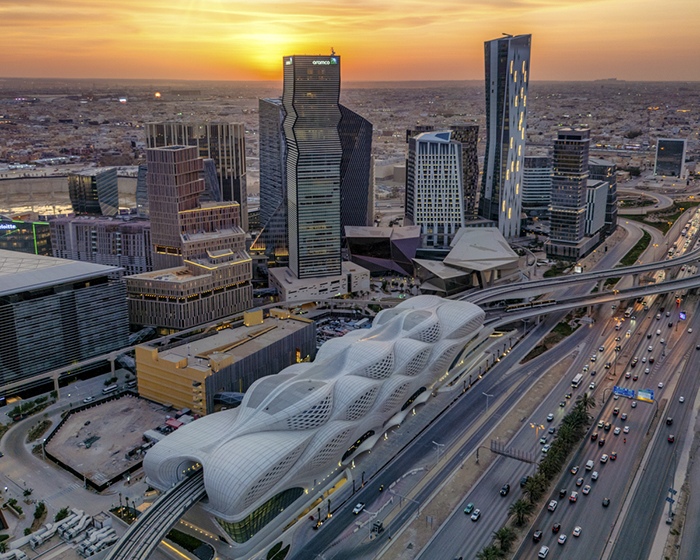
[476,545,505,560]
[493,525,517,553]
[508,498,534,526]
[576,392,596,414]
[523,474,546,504]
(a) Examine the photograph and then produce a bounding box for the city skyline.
[2,0,699,82]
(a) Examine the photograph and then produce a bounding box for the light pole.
[483,392,494,414]
[42,438,46,461]
[432,441,445,467]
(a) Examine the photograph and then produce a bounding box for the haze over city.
[2,0,700,81]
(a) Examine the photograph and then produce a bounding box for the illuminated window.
[508,207,512,219]
[502,200,506,213]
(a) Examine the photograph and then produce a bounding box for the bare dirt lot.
[46,395,169,487]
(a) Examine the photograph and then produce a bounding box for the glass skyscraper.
[283,54,342,279]
[479,34,531,238]
[68,167,119,216]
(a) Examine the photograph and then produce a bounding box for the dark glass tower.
[68,168,119,216]
[479,34,531,238]
[588,157,618,236]
[339,105,374,229]
[283,54,342,279]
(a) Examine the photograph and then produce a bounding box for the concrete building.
[479,34,531,238]
[145,122,248,230]
[654,138,687,178]
[68,167,119,216]
[522,155,552,217]
[125,146,252,332]
[50,215,152,275]
[283,54,343,279]
[143,295,485,557]
[134,312,316,415]
[268,261,370,302]
[0,249,128,395]
[405,130,465,247]
[588,156,618,236]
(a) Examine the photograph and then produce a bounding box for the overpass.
[104,470,205,560]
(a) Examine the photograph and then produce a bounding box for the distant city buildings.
[50,215,152,275]
[546,128,608,259]
[654,138,687,177]
[145,122,248,230]
[405,130,465,247]
[0,249,128,396]
[125,145,252,332]
[68,167,118,216]
[479,34,531,238]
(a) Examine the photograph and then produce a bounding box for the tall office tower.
[145,122,248,230]
[126,146,252,331]
[283,54,342,279]
[549,128,590,244]
[68,167,119,216]
[654,138,687,177]
[135,163,149,217]
[588,157,618,236]
[339,105,374,228]
[479,34,531,238]
[405,131,465,247]
[522,155,552,217]
[407,124,479,218]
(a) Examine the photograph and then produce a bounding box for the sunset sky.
[2,0,699,82]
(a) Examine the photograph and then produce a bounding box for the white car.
[573,526,582,537]
[589,382,596,390]
[645,367,650,374]
[591,471,599,480]
[642,357,647,363]
[658,382,664,389]
[631,401,637,408]
[600,454,609,463]
[542,444,551,453]
[647,345,653,352]
[470,509,481,521]
[623,426,630,433]
[689,328,693,333]
[352,502,365,515]
[614,427,621,436]
[558,534,567,545]
[548,499,558,512]
[82,396,94,403]
[680,396,685,403]
[582,485,591,495]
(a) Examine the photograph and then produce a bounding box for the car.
[591,471,599,481]
[591,432,599,441]
[614,427,621,436]
[647,333,652,339]
[604,422,611,431]
[645,367,650,374]
[548,427,556,434]
[615,345,622,352]
[540,436,548,444]
[520,476,530,488]
[538,545,550,558]
[689,328,694,334]
[631,357,638,367]
[576,477,584,487]
[610,451,618,460]
[598,438,606,447]
[659,382,664,389]
[464,503,475,514]
[591,355,597,362]
[623,426,630,433]
[591,370,597,376]
[552,523,561,533]
[558,534,567,545]
[589,382,596,390]
[352,502,365,515]
[625,372,631,379]
[668,322,674,328]
[667,417,673,425]
[546,413,554,422]
[656,329,662,335]
[603,497,611,507]
[533,529,543,542]
[614,394,619,400]
[569,491,578,502]
[633,374,638,381]
[605,362,612,369]
[82,396,94,403]
[668,435,675,443]
[601,454,609,463]
[570,466,579,475]
[697,344,700,350]
[548,500,558,512]
[621,412,627,421]
[615,336,621,341]
[660,306,665,313]
[583,365,589,372]
[648,345,653,352]
[582,485,591,495]
[565,392,573,399]
[471,509,481,521]
[650,357,655,363]
[641,357,646,363]
[559,488,567,498]
[586,459,594,470]
[631,401,637,408]
[573,526,582,537]
[599,346,605,352]
[500,484,510,496]
[667,311,671,317]
[680,396,685,403]
[598,420,605,429]
[627,330,632,337]
[542,444,551,453]
[661,338,666,344]
[656,313,662,320]
[613,407,619,416]
[559,401,566,408]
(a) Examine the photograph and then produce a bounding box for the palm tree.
[476,545,505,560]
[493,526,517,553]
[508,498,534,526]
[523,474,546,503]
[576,392,596,413]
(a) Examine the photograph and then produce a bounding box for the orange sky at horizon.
[1,0,699,82]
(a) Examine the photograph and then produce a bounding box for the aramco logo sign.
[313,57,338,65]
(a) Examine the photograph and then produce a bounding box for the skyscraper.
[479,34,531,238]
[283,54,342,279]
[588,157,618,236]
[145,122,248,230]
[522,155,552,217]
[68,167,119,216]
[405,131,465,247]
[339,104,374,229]
[654,138,687,177]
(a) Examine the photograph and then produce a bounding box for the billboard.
[637,388,655,403]
[613,385,635,399]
